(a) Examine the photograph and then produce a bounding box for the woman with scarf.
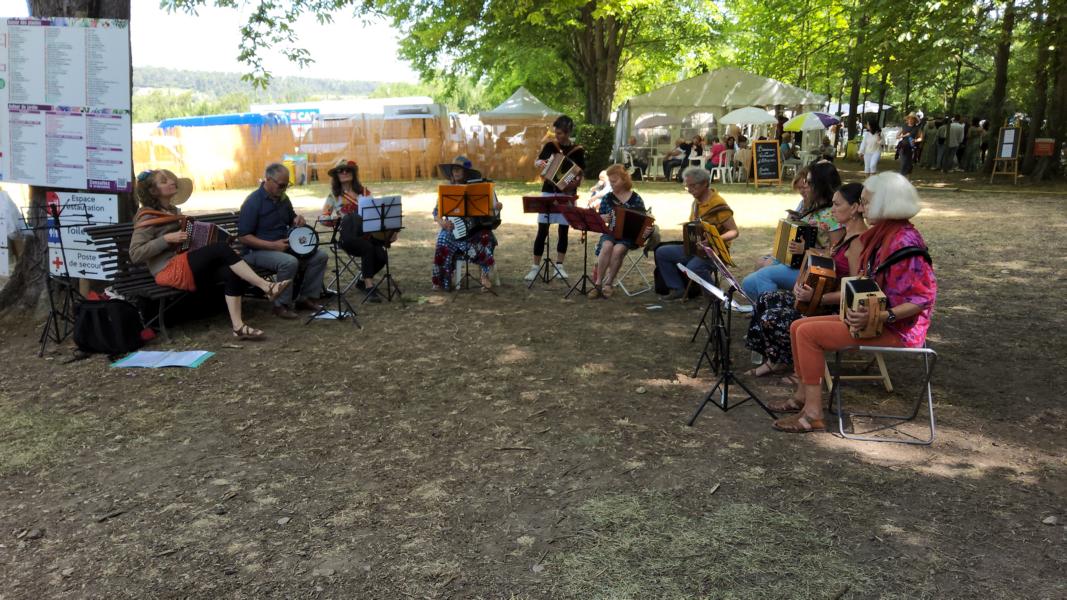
[771,172,936,433]
[129,169,291,339]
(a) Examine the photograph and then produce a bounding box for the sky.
[0,1,420,83]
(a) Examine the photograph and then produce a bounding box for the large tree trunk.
[876,68,889,128]
[947,57,963,116]
[0,0,132,313]
[567,4,627,125]
[982,0,1017,174]
[1022,2,1050,175]
[1042,7,1067,179]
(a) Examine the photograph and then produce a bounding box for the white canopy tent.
[614,67,825,154]
[824,100,892,117]
[478,87,562,124]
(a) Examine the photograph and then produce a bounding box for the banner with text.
[0,18,131,192]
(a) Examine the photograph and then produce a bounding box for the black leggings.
[187,242,246,296]
[342,237,388,278]
[533,223,569,258]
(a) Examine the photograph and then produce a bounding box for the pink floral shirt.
[871,224,937,347]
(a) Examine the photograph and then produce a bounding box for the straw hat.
[171,177,193,205]
[327,158,358,176]
[136,169,193,205]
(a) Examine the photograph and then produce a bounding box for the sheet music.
[358,195,403,232]
[677,264,752,313]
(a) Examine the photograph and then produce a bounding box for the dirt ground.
[1,160,1065,599]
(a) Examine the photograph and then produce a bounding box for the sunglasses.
[270,178,290,190]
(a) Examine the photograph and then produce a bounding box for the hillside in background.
[132,66,383,123]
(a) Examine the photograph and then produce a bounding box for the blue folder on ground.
[111,350,215,368]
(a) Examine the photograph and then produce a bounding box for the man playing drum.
[238,163,329,319]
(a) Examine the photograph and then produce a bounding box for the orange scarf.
[858,220,907,275]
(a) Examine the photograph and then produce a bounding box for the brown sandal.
[744,363,790,378]
[233,324,265,340]
[772,414,826,433]
[266,279,292,302]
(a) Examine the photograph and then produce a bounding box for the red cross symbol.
[52,256,64,271]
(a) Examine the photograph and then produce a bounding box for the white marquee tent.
[479,87,562,125]
[614,67,825,153]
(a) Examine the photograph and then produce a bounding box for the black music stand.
[687,248,774,425]
[559,205,609,298]
[683,266,725,378]
[359,196,403,303]
[523,194,575,288]
[306,217,360,328]
[38,202,93,356]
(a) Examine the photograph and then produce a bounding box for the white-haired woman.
[772,172,937,433]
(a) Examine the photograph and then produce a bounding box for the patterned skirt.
[744,290,803,365]
[432,229,496,290]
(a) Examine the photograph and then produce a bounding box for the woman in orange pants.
[772,172,937,433]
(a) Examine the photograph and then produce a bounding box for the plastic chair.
[622,150,643,181]
[830,345,938,445]
[709,151,731,184]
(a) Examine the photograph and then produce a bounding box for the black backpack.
[73,299,146,358]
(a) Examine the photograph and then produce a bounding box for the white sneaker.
[555,264,569,280]
[524,265,541,282]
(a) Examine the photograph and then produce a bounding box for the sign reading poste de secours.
[46,191,117,281]
[0,18,132,192]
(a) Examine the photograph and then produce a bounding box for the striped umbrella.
[783,112,840,131]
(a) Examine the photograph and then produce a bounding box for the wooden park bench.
[85,212,264,340]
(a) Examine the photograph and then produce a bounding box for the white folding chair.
[830,345,938,445]
[615,250,652,296]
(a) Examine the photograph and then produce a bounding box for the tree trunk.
[845,14,869,139]
[947,57,963,116]
[1043,7,1067,179]
[1022,2,1050,175]
[567,4,626,125]
[0,0,132,313]
[982,0,1016,174]
[876,69,889,128]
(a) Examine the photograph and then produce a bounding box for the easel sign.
[751,140,781,187]
[990,126,1019,185]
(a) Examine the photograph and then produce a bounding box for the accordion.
[793,251,837,316]
[178,217,229,253]
[772,219,818,268]
[609,205,655,248]
[682,222,703,257]
[840,276,888,338]
[541,153,582,190]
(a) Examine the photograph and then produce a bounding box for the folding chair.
[327,249,363,296]
[823,350,893,393]
[831,345,938,445]
[615,250,652,296]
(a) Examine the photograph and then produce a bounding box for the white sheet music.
[677,264,753,313]
[358,195,403,232]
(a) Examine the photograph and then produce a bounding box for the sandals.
[744,362,790,378]
[266,279,293,302]
[766,397,805,413]
[587,287,603,299]
[233,324,265,340]
[772,413,826,434]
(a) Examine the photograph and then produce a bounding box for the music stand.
[687,245,774,426]
[559,205,609,298]
[681,265,725,377]
[305,217,360,328]
[39,202,92,356]
[359,195,403,302]
[522,194,575,288]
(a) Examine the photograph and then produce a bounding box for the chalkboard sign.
[995,127,1020,160]
[753,140,781,186]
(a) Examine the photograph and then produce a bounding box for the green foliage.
[576,124,616,176]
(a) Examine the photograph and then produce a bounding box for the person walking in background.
[942,115,965,172]
[898,114,922,176]
[860,119,882,175]
[962,118,984,172]
[920,118,939,169]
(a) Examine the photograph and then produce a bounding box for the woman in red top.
[773,172,937,433]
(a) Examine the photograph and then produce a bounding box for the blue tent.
[158,112,290,130]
